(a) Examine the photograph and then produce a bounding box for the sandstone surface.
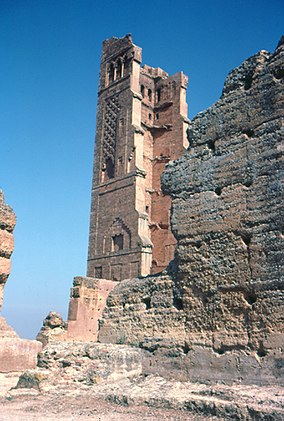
[97,37,284,385]
[0,190,16,310]
[1,342,282,420]
[0,191,42,372]
[36,311,67,347]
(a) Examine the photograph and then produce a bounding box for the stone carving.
[102,95,120,176]
[103,217,131,254]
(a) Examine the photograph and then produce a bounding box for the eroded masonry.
[0,191,41,372]
[87,34,189,280]
[62,35,283,386]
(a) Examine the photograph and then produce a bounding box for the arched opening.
[148,88,152,101]
[141,85,145,98]
[112,234,124,252]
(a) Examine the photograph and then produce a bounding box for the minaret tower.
[87,35,188,281]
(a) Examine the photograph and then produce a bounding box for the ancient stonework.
[88,34,189,281]
[66,276,117,340]
[63,35,189,340]
[0,190,42,372]
[97,37,284,385]
[0,190,16,310]
[36,311,67,347]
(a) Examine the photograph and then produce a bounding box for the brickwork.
[87,35,188,280]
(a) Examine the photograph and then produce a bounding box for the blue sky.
[0,0,283,339]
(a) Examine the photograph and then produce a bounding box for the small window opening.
[95,266,102,278]
[156,89,161,102]
[105,157,115,179]
[148,89,152,101]
[112,234,123,252]
[148,113,152,121]
[141,85,145,98]
[155,113,159,120]
[117,60,122,79]
[109,63,115,83]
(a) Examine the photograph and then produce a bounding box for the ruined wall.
[0,190,42,371]
[98,38,284,385]
[66,276,117,340]
[0,190,16,310]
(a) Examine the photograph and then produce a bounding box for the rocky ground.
[0,371,283,420]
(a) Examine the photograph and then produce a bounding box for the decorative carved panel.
[102,95,121,169]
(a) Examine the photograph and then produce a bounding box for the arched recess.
[103,218,131,254]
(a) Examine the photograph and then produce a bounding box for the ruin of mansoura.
[88,34,189,280]
[1,35,284,419]
[66,34,190,340]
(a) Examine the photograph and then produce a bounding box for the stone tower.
[87,34,189,281]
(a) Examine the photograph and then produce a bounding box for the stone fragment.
[36,311,67,347]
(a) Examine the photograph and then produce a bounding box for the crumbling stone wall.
[98,37,284,385]
[0,190,16,310]
[0,190,42,372]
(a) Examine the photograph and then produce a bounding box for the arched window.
[140,85,145,97]
[112,234,124,252]
[148,89,152,101]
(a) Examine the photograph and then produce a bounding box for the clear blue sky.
[1,0,283,339]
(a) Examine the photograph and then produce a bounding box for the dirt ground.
[0,394,210,421]
[0,372,283,420]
